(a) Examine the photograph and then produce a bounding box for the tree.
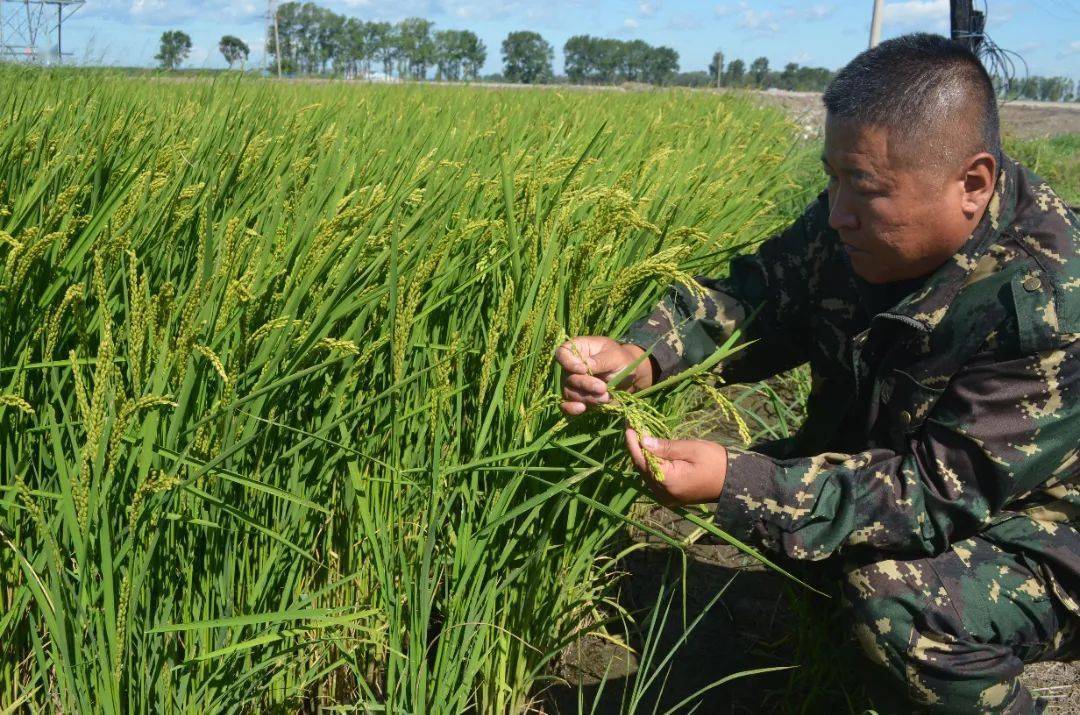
[342,18,369,77]
[708,50,724,87]
[563,35,593,84]
[432,30,484,82]
[644,46,679,85]
[317,9,345,73]
[459,30,486,81]
[725,58,745,87]
[219,35,250,68]
[563,35,675,86]
[367,21,396,77]
[434,30,465,81]
[591,38,622,84]
[268,2,300,74]
[779,62,799,90]
[620,39,651,82]
[397,17,435,80]
[749,56,769,87]
[501,31,553,84]
[156,30,192,70]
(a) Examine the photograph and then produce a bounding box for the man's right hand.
[555,336,657,416]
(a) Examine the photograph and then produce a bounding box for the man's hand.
[624,428,728,507]
[555,336,656,416]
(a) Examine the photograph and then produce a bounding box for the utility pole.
[950,0,985,53]
[869,0,884,48]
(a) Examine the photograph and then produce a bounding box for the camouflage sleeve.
[715,337,1080,560]
[621,195,829,383]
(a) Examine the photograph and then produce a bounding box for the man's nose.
[828,188,859,232]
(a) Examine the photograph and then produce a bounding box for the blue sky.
[40,1,1080,80]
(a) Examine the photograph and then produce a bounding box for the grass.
[1005,133,1080,205]
[0,68,813,712]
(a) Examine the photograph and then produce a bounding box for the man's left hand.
[624,429,728,507]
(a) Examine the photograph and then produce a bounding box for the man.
[555,34,1078,713]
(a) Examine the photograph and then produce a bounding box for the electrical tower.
[0,0,83,63]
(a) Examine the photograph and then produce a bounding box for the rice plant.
[0,68,808,712]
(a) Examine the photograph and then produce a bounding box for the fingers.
[555,336,613,374]
[557,342,615,417]
[625,428,678,506]
[639,435,699,463]
[624,428,650,475]
[561,374,610,403]
[555,337,630,380]
[555,341,590,375]
[585,348,631,377]
[560,401,588,416]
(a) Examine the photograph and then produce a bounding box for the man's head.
[821,33,1000,284]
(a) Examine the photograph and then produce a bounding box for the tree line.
[563,36,679,85]
[995,75,1078,103]
[694,52,835,91]
[268,2,486,80]
[151,1,1079,102]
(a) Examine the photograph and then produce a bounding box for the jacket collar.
[876,155,1019,333]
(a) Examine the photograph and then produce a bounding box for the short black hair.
[823,33,1000,169]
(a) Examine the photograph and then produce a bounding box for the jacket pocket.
[879,368,946,440]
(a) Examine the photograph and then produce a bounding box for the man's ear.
[960,152,997,218]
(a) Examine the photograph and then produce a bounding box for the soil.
[540,508,1080,714]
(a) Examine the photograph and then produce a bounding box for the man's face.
[822,116,972,284]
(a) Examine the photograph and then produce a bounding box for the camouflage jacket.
[624,156,1080,613]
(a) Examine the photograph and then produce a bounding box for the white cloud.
[638,2,656,17]
[81,0,263,26]
[794,4,836,22]
[130,0,196,24]
[779,4,837,23]
[882,0,948,31]
[719,2,834,36]
[740,9,780,34]
[623,17,639,30]
[666,13,698,30]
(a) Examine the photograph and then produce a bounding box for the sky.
[21,0,1080,81]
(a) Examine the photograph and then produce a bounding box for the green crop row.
[0,70,807,712]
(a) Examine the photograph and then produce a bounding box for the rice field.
[0,69,809,712]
